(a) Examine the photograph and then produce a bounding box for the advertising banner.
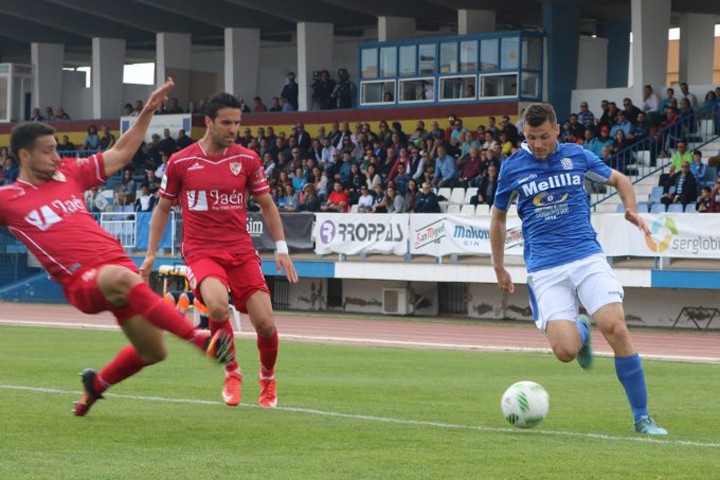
[594,213,720,258]
[410,214,524,257]
[248,212,314,252]
[314,213,408,255]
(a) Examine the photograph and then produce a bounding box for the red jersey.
[159,142,270,256]
[0,154,128,285]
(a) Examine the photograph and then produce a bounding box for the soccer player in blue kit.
[490,103,667,435]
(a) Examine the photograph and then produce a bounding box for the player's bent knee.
[137,347,167,365]
[254,319,275,337]
[553,346,576,363]
[208,305,231,322]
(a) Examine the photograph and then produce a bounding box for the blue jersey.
[494,142,612,273]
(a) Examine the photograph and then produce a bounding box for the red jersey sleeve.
[247,153,271,197]
[159,157,181,200]
[62,153,108,191]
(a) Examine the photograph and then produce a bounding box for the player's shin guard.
[95,344,148,394]
[210,319,239,373]
[257,329,279,377]
[615,354,649,420]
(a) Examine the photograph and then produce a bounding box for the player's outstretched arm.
[255,193,299,283]
[606,169,651,236]
[490,205,515,293]
[102,78,175,177]
[140,196,173,283]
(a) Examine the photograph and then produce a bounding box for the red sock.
[94,345,147,394]
[210,319,239,373]
[257,329,278,377]
[127,283,205,350]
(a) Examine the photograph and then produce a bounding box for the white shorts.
[526,253,624,332]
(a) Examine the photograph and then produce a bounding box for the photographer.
[331,68,357,109]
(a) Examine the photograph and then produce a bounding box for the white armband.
[275,240,289,255]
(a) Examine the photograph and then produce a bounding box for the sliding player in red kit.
[142,92,298,408]
[0,79,233,416]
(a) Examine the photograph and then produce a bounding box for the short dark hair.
[205,92,242,119]
[523,103,557,127]
[10,122,56,159]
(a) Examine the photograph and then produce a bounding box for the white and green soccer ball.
[501,381,549,428]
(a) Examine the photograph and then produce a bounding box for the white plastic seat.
[446,204,461,214]
[463,187,478,204]
[459,204,476,216]
[437,187,452,201]
[449,187,466,204]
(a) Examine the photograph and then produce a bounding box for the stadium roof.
[0,0,718,62]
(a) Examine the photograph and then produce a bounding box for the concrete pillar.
[597,21,630,88]
[630,0,671,100]
[378,16,415,41]
[224,28,260,105]
[92,37,125,119]
[542,1,581,122]
[31,43,64,113]
[297,22,333,112]
[156,32,191,108]
[679,13,716,86]
[457,9,496,35]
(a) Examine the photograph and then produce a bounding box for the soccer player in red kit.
[141,92,298,408]
[0,79,233,417]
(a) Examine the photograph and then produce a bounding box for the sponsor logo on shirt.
[23,196,87,231]
[186,189,245,211]
[521,173,582,196]
[532,192,569,207]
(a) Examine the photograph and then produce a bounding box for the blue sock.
[615,354,649,420]
[576,319,589,346]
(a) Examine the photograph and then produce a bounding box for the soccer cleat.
[576,314,594,370]
[258,374,277,408]
[204,330,235,365]
[634,415,668,435]
[73,369,104,417]
[222,371,243,406]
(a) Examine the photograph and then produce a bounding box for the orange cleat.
[222,371,243,406]
[258,374,277,408]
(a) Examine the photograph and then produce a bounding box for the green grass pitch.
[0,325,718,479]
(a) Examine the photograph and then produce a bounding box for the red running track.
[1,303,718,363]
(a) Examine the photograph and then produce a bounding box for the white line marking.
[0,384,717,449]
[1,319,719,364]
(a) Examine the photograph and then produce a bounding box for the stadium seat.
[667,203,684,213]
[615,204,626,213]
[636,202,650,213]
[685,203,697,213]
[446,204,461,214]
[349,204,360,213]
[650,203,666,214]
[463,187,478,204]
[449,188,466,204]
[437,188,452,201]
[634,150,651,165]
[459,204,475,216]
[648,186,664,204]
[474,204,490,215]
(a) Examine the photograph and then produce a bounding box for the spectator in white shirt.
[642,85,660,113]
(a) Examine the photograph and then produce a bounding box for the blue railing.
[58,149,104,158]
[591,101,720,209]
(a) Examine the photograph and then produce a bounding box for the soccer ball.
[501,381,549,428]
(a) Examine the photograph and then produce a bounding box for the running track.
[1,303,719,363]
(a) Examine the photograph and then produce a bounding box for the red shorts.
[63,259,140,324]
[184,251,270,314]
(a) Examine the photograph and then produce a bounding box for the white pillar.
[92,37,125,119]
[31,43,64,112]
[679,13,716,86]
[457,9,496,35]
[630,0,670,100]
[224,28,260,104]
[156,32,191,107]
[297,22,333,112]
[378,16,415,41]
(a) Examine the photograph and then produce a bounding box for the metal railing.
[591,101,720,209]
[100,212,137,250]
